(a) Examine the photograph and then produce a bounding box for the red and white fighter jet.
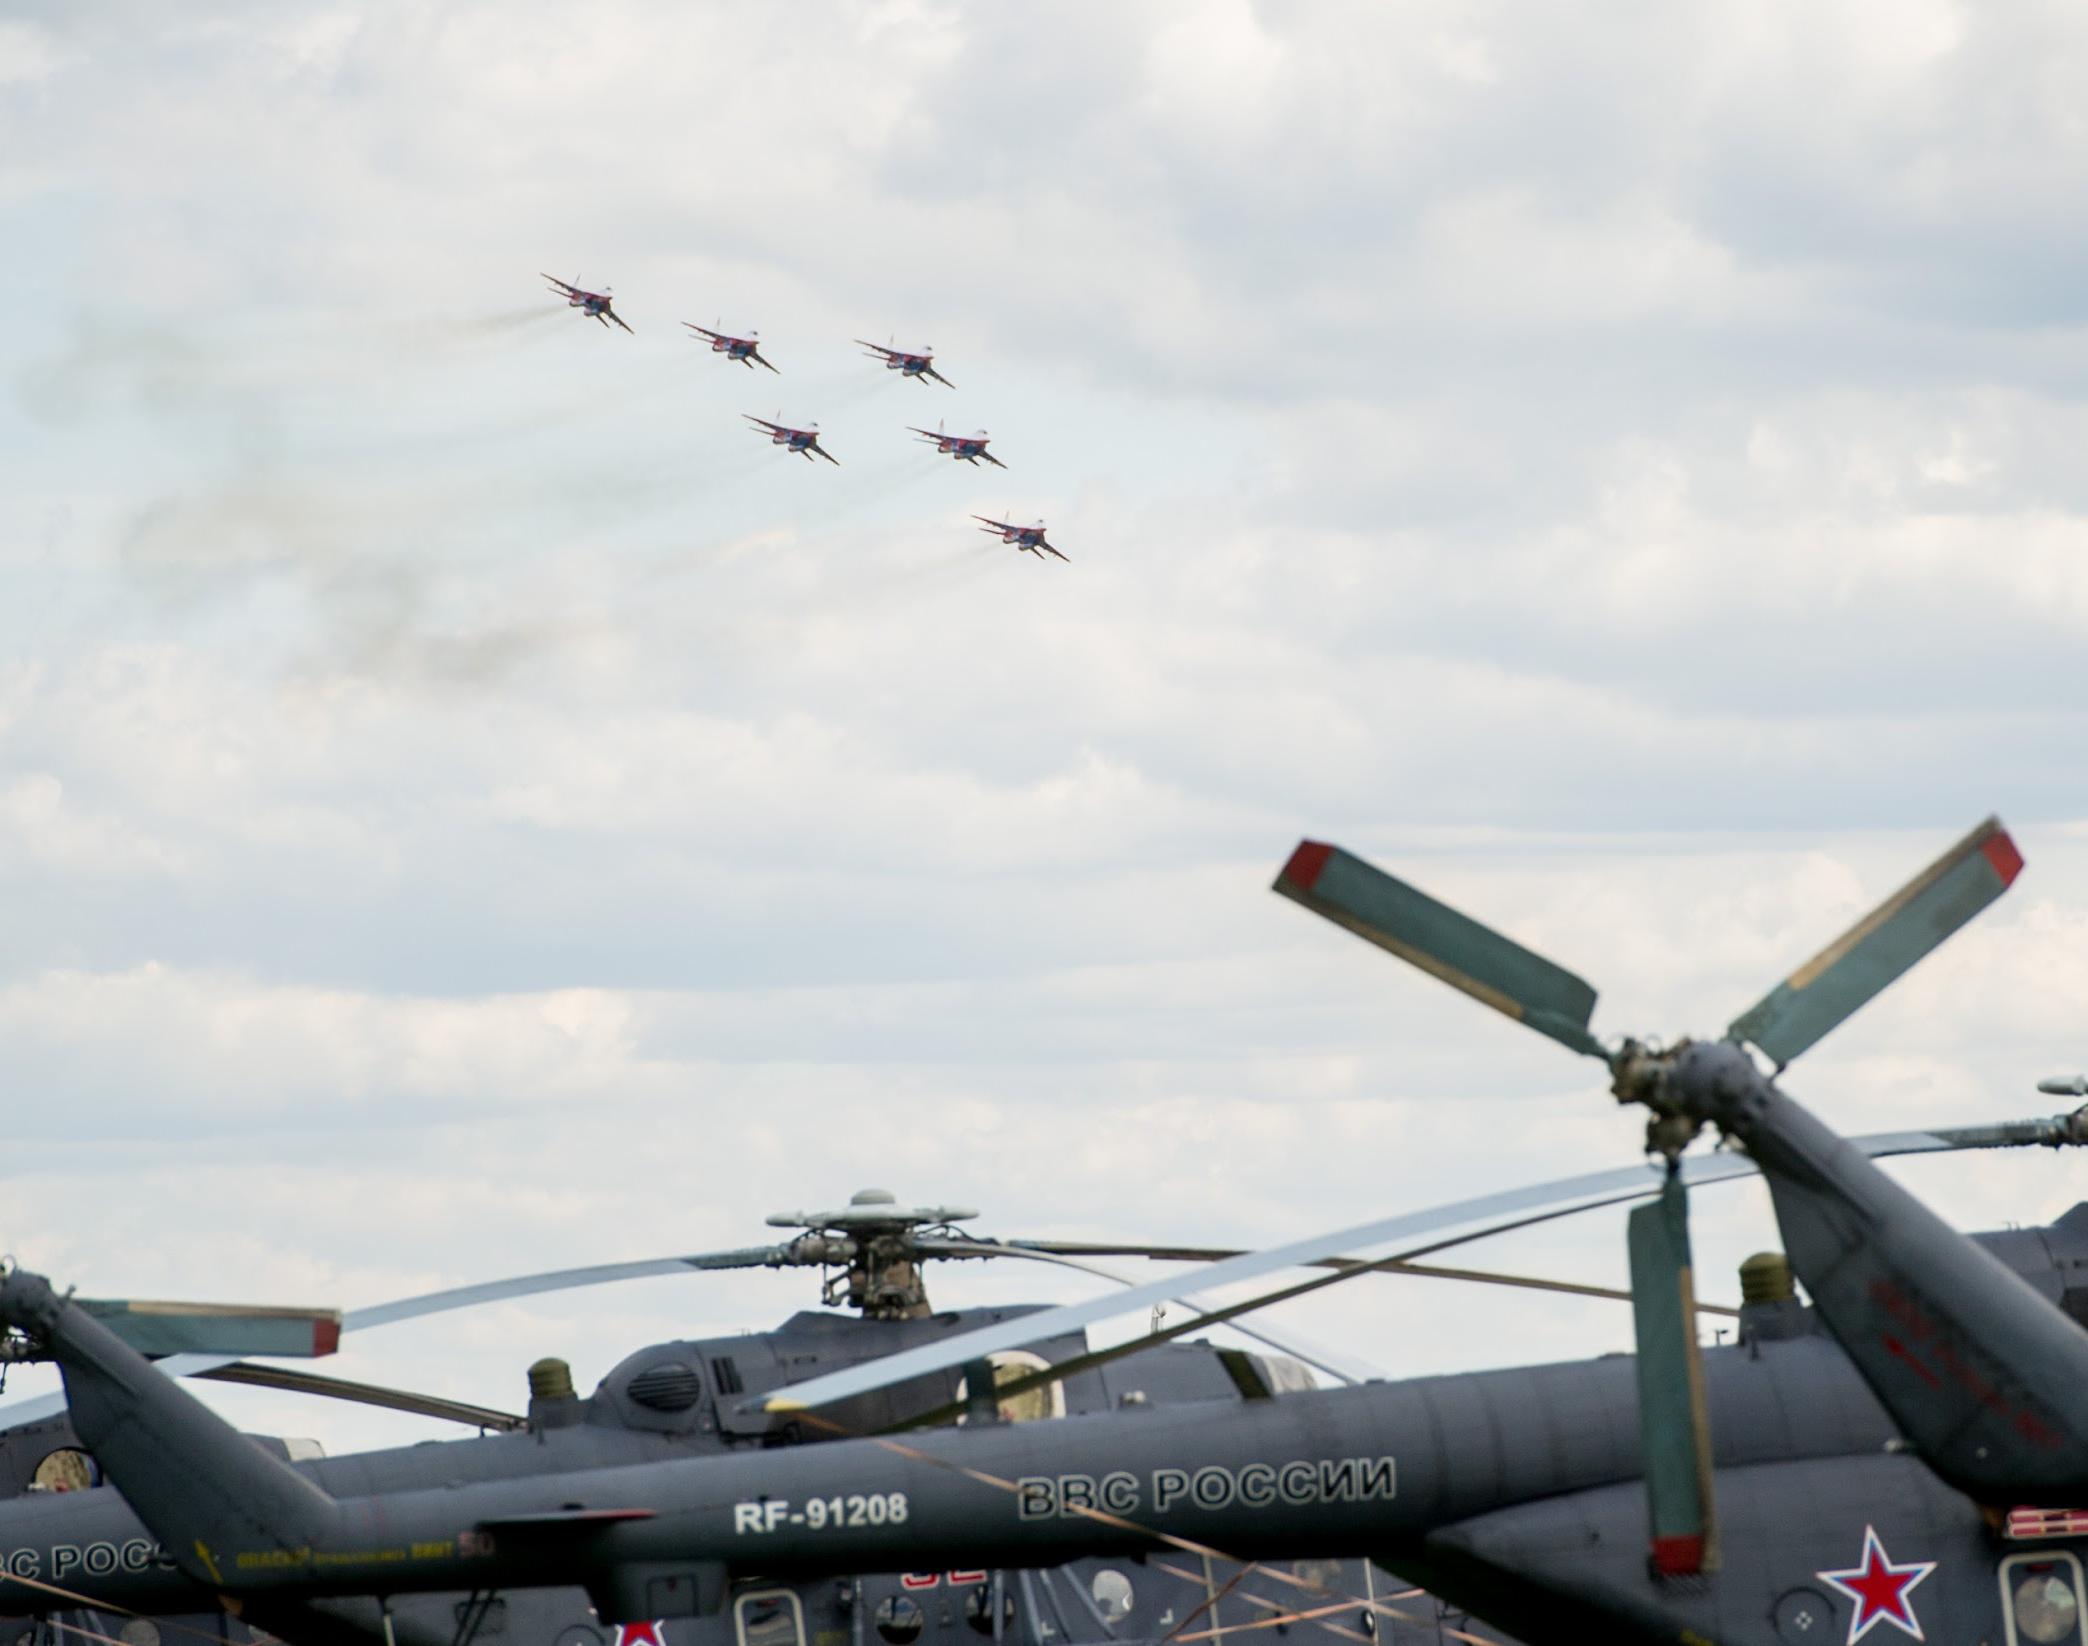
[856,337,953,388]
[911,422,1006,469]
[974,514,1066,562]
[745,413,839,465]
[685,322,779,373]
[543,274,633,333]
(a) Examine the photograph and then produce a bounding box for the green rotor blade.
[78,1298,341,1360]
[1274,840,1606,1059]
[1626,1175,1718,1577]
[1726,816,2023,1068]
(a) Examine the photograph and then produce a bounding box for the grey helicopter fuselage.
[13,1212,2088,1646]
[0,1306,1474,1646]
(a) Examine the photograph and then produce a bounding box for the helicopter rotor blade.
[915,1239,1387,1385]
[1274,841,1606,1060]
[930,1237,1741,1318]
[747,1122,2021,1421]
[922,1244,1737,1328]
[1725,816,2023,1067]
[10,1094,2067,1433]
[193,1363,525,1431]
[891,1171,1756,1434]
[758,1169,1694,1417]
[1627,1175,1719,1576]
[72,1299,341,1360]
[0,1244,794,1431]
[1626,818,2024,1537]
[340,1244,793,1333]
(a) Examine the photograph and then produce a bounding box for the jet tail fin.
[0,1268,345,1587]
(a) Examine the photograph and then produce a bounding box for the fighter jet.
[856,337,953,387]
[542,274,632,334]
[685,321,778,373]
[911,422,1006,468]
[975,514,1065,561]
[745,413,839,465]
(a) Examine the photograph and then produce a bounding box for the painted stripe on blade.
[1786,816,2011,992]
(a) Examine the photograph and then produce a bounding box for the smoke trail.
[455,306,565,337]
[876,538,1008,593]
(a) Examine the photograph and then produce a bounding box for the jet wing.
[811,441,840,466]
[980,451,1008,469]
[541,273,581,295]
[1038,542,1069,562]
[973,515,1016,533]
[744,416,786,434]
[749,347,780,374]
[606,309,634,335]
[922,365,955,388]
[684,323,724,342]
[852,339,896,359]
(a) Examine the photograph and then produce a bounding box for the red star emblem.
[1816,1526,1937,1643]
[612,1624,667,1646]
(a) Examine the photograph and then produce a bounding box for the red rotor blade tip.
[1279,841,1335,894]
[1982,828,2025,887]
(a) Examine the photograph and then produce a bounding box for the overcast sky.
[2,0,2087,1454]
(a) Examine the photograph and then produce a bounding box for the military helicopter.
[0,1189,1526,1646]
[3,820,2087,1646]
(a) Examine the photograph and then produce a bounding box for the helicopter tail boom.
[1660,1040,2088,1502]
[0,1267,347,1589]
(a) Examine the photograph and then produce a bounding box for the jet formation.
[548,274,1064,562]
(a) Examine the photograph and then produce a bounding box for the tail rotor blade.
[1626,1175,1718,1576]
[77,1299,342,1360]
[1726,816,2023,1067]
[1274,841,1606,1059]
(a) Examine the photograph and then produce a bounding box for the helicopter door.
[733,1589,807,1646]
[2001,1551,2088,1645]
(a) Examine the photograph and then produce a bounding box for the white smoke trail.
[455,305,565,337]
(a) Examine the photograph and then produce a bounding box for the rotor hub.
[764,1190,981,1319]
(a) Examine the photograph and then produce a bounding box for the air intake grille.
[627,1362,705,1412]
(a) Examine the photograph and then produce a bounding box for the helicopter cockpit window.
[1255,1354,1319,1395]
[954,1350,1065,1425]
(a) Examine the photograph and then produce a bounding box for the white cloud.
[0,22,66,86]
[0,0,2085,1473]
